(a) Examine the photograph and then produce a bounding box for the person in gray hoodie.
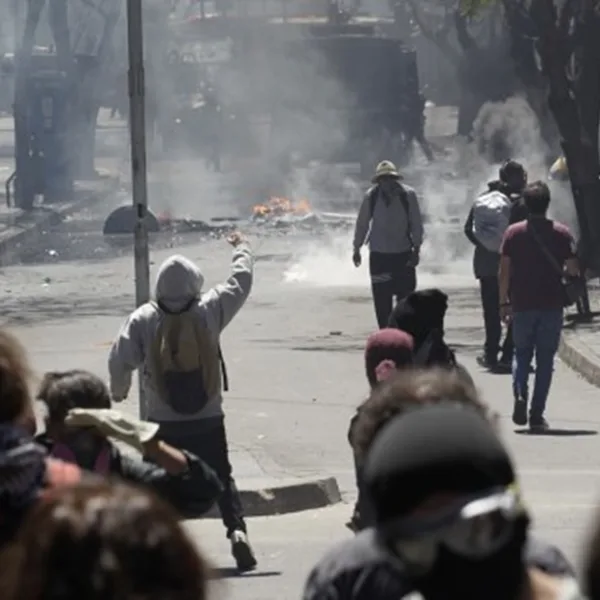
[107,232,256,572]
[353,160,424,329]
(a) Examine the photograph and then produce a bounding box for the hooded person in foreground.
[387,288,473,384]
[363,404,582,600]
[108,232,257,572]
[303,369,577,600]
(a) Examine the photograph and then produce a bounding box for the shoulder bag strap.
[528,220,564,276]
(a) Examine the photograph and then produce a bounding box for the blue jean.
[512,310,563,418]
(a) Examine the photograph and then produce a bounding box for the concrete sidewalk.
[559,286,600,386]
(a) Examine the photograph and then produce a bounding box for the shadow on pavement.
[214,567,282,579]
[515,428,598,437]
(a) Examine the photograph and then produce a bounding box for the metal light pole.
[126,0,151,415]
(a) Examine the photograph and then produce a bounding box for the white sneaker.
[230,530,257,572]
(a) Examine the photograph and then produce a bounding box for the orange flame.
[252,197,312,218]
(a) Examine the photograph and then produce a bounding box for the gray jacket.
[108,244,254,422]
[353,184,424,254]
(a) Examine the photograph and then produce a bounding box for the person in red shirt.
[499,181,579,430]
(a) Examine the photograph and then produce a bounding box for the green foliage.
[460,0,496,17]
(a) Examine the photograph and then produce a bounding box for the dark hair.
[2,481,211,600]
[37,370,111,426]
[350,368,493,460]
[523,181,551,216]
[365,329,414,388]
[0,329,34,426]
[499,160,527,187]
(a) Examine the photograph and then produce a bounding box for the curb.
[202,476,342,519]
[558,332,600,388]
[0,174,120,266]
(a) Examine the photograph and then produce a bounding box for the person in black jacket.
[387,288,474,386]
[303,369,577,600]
[35,370,222,518]
[464,160,528,372]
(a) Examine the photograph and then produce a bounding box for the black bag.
[528,221,584,308]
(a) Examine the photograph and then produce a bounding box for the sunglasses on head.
[380,487,520,572]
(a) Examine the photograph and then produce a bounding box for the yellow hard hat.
[373,160,402,182]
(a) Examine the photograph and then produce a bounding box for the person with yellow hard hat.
[353,161,424,328]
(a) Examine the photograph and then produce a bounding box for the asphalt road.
[1,192,598,598]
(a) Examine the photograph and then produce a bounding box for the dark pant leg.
[352,452,375,529]
[392,252,417,304]
[479,276,501,361]
[500,322,514,362]
[160,417,246,537]
[369,252,395,329]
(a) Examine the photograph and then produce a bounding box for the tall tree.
[390,0,518,135]
[465,0,600,271]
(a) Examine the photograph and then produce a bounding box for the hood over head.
[389,289,448,346]
[154,255,204,313]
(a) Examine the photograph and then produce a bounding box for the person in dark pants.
[158,417,244,532]
[464,160,528,372]
[108,232,256,572]
[353,161,424,328]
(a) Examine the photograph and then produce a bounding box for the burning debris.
[102,195,354,237]
[252,197,312,219]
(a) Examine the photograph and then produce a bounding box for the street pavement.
[1,210,600,597]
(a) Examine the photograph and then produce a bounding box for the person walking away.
[108,232,257,572]
[464,160,528,372]
[353,160,424,329]
[499,181,579,431]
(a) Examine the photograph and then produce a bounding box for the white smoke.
[283,95,566,291]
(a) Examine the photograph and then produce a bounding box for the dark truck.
[262,20,428,173]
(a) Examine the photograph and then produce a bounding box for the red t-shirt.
[500,218,575,312]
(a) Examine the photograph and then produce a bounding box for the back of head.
[37,370,111,429]
[0,329,34,431]
[388,289,449,345]
[351,368,490,460]
[4,480,210,600]
[364,328,414,387]
[155,255,204,314]
[499,159,527,193]
[363,402,515,524]
[523,181,551,217]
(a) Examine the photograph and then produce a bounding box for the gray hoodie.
[108,243,254,422]
[353,184,424,255]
